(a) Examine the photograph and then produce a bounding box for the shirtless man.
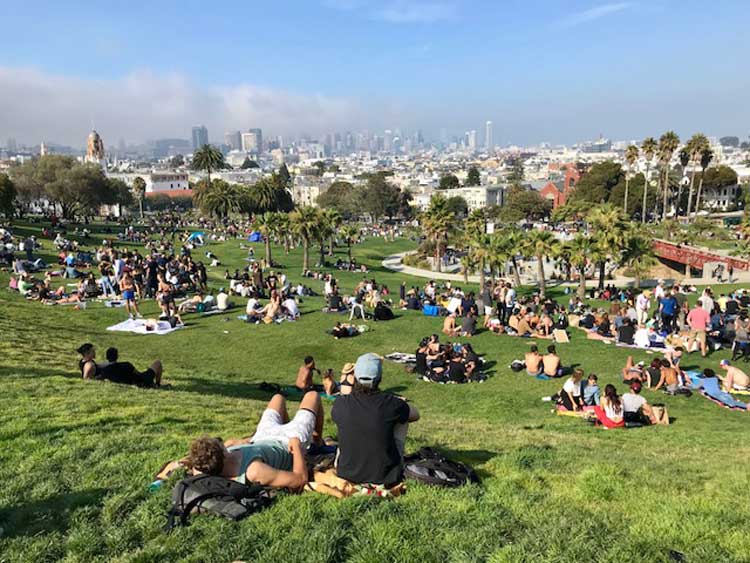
[525,345,543,376]
[718,359,750,392]
[653,359,681,393]
[442,312,459,337]
[120,269,141,319]
[543,344,563,377]
[295,356,320,391]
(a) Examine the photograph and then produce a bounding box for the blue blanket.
[692,375,748,410]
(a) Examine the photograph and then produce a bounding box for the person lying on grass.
[331,353,420,487]
[331,322,359,339]
[185,392,323,491]
[718,359,750,392]
[77,343,164,387]
[621,356,647,384]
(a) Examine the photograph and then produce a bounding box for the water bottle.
[148,479,163,492]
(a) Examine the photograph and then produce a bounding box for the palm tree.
[693,148,714,219]
[623,232,657,288]
[685,133,709,220]
[276,213,292,254]
[522,230,560,297]
[249,174,294,214]
[657,131,680,221]
[588,204,628,289]
[192,144,225,188]
[253,212,280,267]
[316,210,338,266]
[624,145,639,216]
[322,209,342,257]
[193,179,243,218]
[641,137,657,223]
[502,229,525,287]
[290,206,320,271]
[464,209,488,288]
[339,224,360,264]
[677,148,690,216]
[566,233,594,299]
[420,195,454,273]
[132,176,146,219]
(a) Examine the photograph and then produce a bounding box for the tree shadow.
[383,385,408,395]
[422,446,500,478]
[176,376,280,402]
[0,365,79,380]
[0,488,108,539]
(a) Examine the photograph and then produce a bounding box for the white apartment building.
[414,185,505,211]
[292,181,327,207]
[107,172,190,194]
[701,184,741,211]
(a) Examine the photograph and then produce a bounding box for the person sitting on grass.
[295,356,321,392]
[583,374,600,406]
[77,343,163,387]
[331,353,420,487]
[461,343,480,377]
[536,314,554,338]
[185,391,323,490]
[442,312,460,337]
[543,344,565,378]
[525,345,543,376]
[621,356,646,384]
[652,359,682,393]
[616,317,636,345]
[594,384,624,427]
[718,359,750,392]
[323,363,356,396]
[622,381,656,425]
[461,309,477,337]
[559,368,584,411]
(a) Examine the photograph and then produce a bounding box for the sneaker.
[128,313,134,320]
[136,313,143,319]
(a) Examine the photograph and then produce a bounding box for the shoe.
[136,313,143,319]
[128,313,134,320]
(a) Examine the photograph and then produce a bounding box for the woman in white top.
[560,368,584,411]
[599,384,623,422]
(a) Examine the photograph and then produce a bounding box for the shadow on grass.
[0,365,79,380]
[0,488,108,539]
[177,376,289,402]
[429,446,500,478]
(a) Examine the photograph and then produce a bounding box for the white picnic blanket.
[106,318,182,336]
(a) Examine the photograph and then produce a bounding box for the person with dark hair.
[543,344,563,378]
[687,299,710,357]
[622,381,656,424]
[331,353,420,486]
[653,359,681,393]
[461,309,477,337]
[525,345,543,376]
[185,391,323,490]
[617,317,636,345]
[560,369,584,411]
[461,343,480,376]
[76,344,163,387]
[582,374,600,406]
[295,356,320,391]
[594,384,624,428]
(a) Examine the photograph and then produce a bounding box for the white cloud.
[0,66,374,147]
[324,0,456,24]
[559,3,630,27]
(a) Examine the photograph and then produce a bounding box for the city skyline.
[1,1,749,146]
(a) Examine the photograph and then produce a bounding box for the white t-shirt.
[447,297,462,314]
[654,285,665,301]
[282,298,299,317]
[636,294,650,311]
[324,281,333,295]
[505,288,516,306]
[622,392,646,413]
[563,377,581,397]
[246,298,260,314]
[634,328,650,348]
[702,296,714,314]
[217,292,229,310]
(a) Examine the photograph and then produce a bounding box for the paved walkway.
[382,252,750,288]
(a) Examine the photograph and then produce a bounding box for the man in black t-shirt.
[617,317,636,345]
[98,347,163,387]
[331,353,420,486]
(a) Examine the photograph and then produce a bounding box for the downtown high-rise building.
[241,128,263,154]
[383,129,393,152]
[191,125,208,151]
[466,130,477,151]
[224,130,242,151]
[485,121,493,150]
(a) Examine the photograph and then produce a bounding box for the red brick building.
[539,165,581,208]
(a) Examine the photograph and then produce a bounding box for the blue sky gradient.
[1,0,749,145]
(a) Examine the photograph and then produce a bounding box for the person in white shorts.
[250,391,323,449]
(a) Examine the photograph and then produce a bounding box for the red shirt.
[687,307,710,331]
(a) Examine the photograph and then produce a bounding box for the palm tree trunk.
[686,167,697,221]
[319,241,325,266]
[435,240,441,273]
[694,175,706,218]
[265,238,272,267]
[347,240,352,263]
[328,235,335,257]
[511,257,522,287]
[576,265,586,299]
[139,198,144,220]
[536,253,546,296]
[642,166,650,223]
[479,259,486,291]
[624,176,630,216]
[303,240,309,271]
[598,261,606,290]
[662,168,669,221]
[635,270,641,289]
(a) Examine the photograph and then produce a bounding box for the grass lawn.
[2,221,750,563]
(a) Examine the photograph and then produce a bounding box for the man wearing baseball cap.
[331,353,420,487]
[622,381,656,424]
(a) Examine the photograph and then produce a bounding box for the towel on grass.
[106,318,182,336]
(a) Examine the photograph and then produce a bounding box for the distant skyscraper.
[224,130,242,151]
[384,129,393,152]
[467,130,477,151]
[485,121,493,150]
[241,128,263,154]
[192,125,208,151]
[7,137,17,152]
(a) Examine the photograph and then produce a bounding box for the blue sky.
[1,0,749,146]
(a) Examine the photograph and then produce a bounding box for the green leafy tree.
[362,173,400,221]
[105,178,134,217]
[623,232,657,288]
[0,173,17,218]
[193,179,244,218]
[192,144,225,187]
[398,188,414,219]
[466,166,481,186]
[253,212,281,266]
[278,163,292,187]
[420,194,455,273]
[507,159,524,187]
[569,161,623,205]
[445,195,468,216]
[170,154,184,168]
[500,186,552,222]
[132,176,147,219]
[312,161,326,177]
[290,206,320,271]
[588,204,629,289]
[565,234,595,298]
[321,208,342,258]
[640,137,657,223]
[246,175,294,215]
[317,181,359,217]
[438,174,460,190]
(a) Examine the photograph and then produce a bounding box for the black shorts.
[136,368,156,387]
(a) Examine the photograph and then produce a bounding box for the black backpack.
[165,474,274,532]
[403,447,480,488]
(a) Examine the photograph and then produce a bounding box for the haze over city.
[2,0,749,147]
